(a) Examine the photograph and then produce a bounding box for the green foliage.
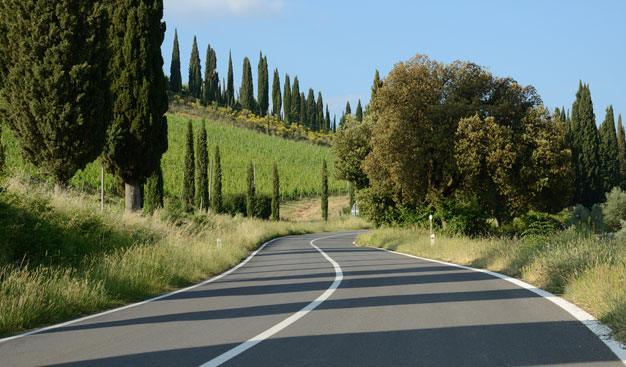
[617,115,626,190]
[272,68,282,118]
[355,99,363,122]
[332,114,372,189]
[271,164,279,221]
[283,74,291,122]
[144,163,164,214]
[257,52,269,116]
[169,29,182,93]
[226,51,235,108]
[195,123,208,211]
[182,121,194,211]
[590,203,605,234]
[299,92,306,126]
[566,204,591,230]
[188,36,202,99]
[345,101,352,115]
[203,43,219,105]
[306,89,316,129]
[316,92,324,132]
[440,199,489,237]
[211,144,223,213]
[0,0,111,184]
[222,193,271,219]
[290,77,300,124]
[321,160,328,221]
[603,187,626,232]
[511,211,562,236]
[240,57,255,111]
[246,162,255,217]
[598,106,620,193]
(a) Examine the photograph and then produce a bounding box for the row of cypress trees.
[0,0,168,213]
[558,82,626,208]
[168,31,335,132]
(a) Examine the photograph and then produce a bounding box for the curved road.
[0,231,623,366]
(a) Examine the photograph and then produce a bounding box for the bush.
[603,187,626,232]
[440,199,489,237]
[566,204,591,230]
[511,211,562,236]
[222,193,271,220]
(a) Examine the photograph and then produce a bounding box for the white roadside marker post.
[217,238,222,250]
[429,214,435,246]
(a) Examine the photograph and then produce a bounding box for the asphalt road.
[0,230,623,366]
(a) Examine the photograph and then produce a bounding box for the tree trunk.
[125,179,142,213]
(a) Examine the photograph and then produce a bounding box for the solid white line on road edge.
[199,233,348,367]
[368,245,626,366]
[0,237,282,345]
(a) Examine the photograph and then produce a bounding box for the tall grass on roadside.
[356,227,626,344]
[0,178,369,337]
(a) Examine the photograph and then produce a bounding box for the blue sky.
[162,0,626,125]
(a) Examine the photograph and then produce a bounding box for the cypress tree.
[203,44,219,105]
[317,92,324,132]
[182,120,195,211]
[101,0,169,212]
[272,68,282,119]
[291,77,300,124]
[321,160,328,221]
[169,29,182,93]
[144,163,164,215]
[371,69,382,100]
[283,74,291,122]
[306,89,316,130]
[333,115,337,132]
[617,114,626,189]
[257,52,269,116]
[188,36,202,98]
[598,106,620,193]
[356,99,363,122]
[0,0,111,185]
[345,101,352,115]
[246,162,255,217]
[570,82,602,207]
[211,144,223,213]
[272,163,280,221]
[325,106,331,132]
[240,57,255,111]
[195,123,208,211]
[299,92,306,126]
[227,51,235,107]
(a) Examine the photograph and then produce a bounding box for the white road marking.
[370,245,626,365]
[198,233,348,367]
[0,237,281,344]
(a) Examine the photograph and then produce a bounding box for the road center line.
[198,233,347,367]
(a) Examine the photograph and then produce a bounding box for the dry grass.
[280,195,350,222]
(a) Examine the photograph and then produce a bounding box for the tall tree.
[0,0,111,185]
[246,162,255,217]
[203,44,219,105]
[257,52,269,116]
[317,92,324,131]
[272,68,282,119]
[306,88,316,129]
[240,57,255,111]
[182,121,195,211]
[283,74,291,121]
[299,92,306,126]
[356,99,363,122]
[345,101,352,115]
[101,0,169,212]
[144,163,164,214]
[169,28,182,93]
[291,76,300,124]
[226,51,235,107]
[321,160,328,221]
[598,105,620,193]
[325,106,331,132]
[570,82,602,207]
[271,163,280,221]
[617,114,626,189]
[211,144,223,213]
[195,123,208,211]
[188,36,202,98]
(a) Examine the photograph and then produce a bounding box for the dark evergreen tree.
[371,69,382,99]
[0,0,111,185]
[211,144,223,212]
[570,82,602,207]
[203,44,219,105]
[240,57,255,111]
[271,163,280,221]
[325,106,331,132]
[617,114,626,189]
[345,101,352,115]
[246,162,255,217]
[299,92,306,126]
[333,115,337,132]
[272,68,281,118]
[169,28,182,93]
[291,76,300,124]
[227,51,235,107]
[188,36,202,98]
[356,99,363,122]
[195,123,208,211]
[101,0,169,212]
[317,92,324,131]
[182,121,195,211]
[598,105,620,193]
[306,89,316,129]
[144,163,164,214]
[283,74,291,121]
[321,160,328,221]
[349,182,355,209]
[257,52,269,116]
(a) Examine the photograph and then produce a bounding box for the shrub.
[603,187,626,232]
[222,193,271,220]
[511,211,562,236]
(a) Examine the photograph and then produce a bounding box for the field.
[0,112,346,202]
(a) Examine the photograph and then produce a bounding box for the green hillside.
[1,113,346,200]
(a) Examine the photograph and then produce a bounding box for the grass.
[0,177,369,337]
[356,227,626,344]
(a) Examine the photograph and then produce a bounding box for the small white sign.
[217,238,222,250]
[351,203,359,216]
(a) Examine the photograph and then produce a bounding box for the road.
[0,230,623,366]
